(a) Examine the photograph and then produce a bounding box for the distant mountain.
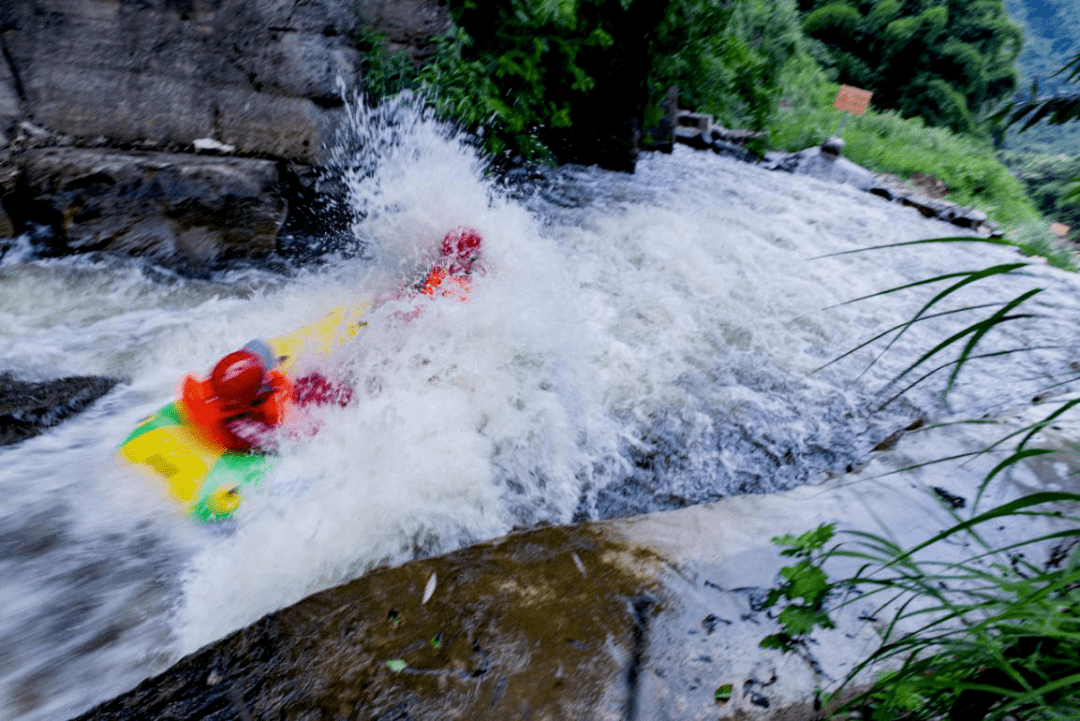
[1002,0,1080,153]
[1005,0,1079,94]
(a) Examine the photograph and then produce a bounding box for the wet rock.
[0,374,119,445]
[675,125,712,151]
[820,135,845,158]
[18,147,286,267]
[711,126,767,148]
[869,173,997,234]
[762,151,800,173]
[711,139,759,163]
[357,0,455,59]
[931,487,966,510]
[900,194,955,219]
[944,205,988,229]
[75,526,661,721]
[672,112,763,161]
[678,111,713,133]
[673,113,763,161]
[0,53,21,138]
[0,172,13,238]
[772,146,876,191]
[910,172,948,199]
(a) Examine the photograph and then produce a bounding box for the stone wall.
[17,146,287,265]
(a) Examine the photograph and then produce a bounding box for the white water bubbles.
[172,94,606,651]
[525,146,1080,516]
[4,95,1080,718]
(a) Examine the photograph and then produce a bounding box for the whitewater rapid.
[1,97,1078,719]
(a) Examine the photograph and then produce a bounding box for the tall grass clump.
[763,495,1080,720]
[762,237,1080,719]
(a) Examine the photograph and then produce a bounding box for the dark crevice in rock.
[624,595,656,721]
[309,94,345,109]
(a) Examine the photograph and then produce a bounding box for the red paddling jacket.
[178,369,292,453]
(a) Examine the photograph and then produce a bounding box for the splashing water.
[1,94,1078,719]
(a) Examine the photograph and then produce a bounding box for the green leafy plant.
[354,0,815,165]
[760,523,839,654]
[762,228,1080,718]
[648,0,807,132]
[762,495,1080,720]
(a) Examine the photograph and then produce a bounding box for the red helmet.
[209,350,266,407]
[440,227,483,270]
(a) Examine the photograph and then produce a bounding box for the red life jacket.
[178,369,292,452]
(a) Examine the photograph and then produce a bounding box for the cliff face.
[0,0,451,268]
[0,0,453,163]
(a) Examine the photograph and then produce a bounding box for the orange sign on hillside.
[834,85,873,115]
[1050,222,1071,238]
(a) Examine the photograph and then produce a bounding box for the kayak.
[119,300,372,521]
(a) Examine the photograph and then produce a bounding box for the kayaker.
[418,226,484,299]
[178,339,291,453]
[181,227,484,451]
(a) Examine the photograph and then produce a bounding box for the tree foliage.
[797,0,1023,134]
[647,0,808,131]
[360,0,804,165]
[433,0,674,167]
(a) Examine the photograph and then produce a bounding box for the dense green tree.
[997,49,1080,232]
[797,0,1023,134]
[647,0,807,131]
[438,0,673,169]
[402,0,799,167]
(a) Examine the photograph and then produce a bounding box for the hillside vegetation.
[359,0,1078,244]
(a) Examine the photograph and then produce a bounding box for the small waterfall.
[1,95,1078,720]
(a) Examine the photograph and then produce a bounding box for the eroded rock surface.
[3,1,362,163]
[0,0,453,265]
[74,526,662,721]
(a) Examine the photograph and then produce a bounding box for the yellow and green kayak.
[119,300,372,521]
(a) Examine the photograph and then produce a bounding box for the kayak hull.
[119,300,371,521]
[119,402,271,521]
